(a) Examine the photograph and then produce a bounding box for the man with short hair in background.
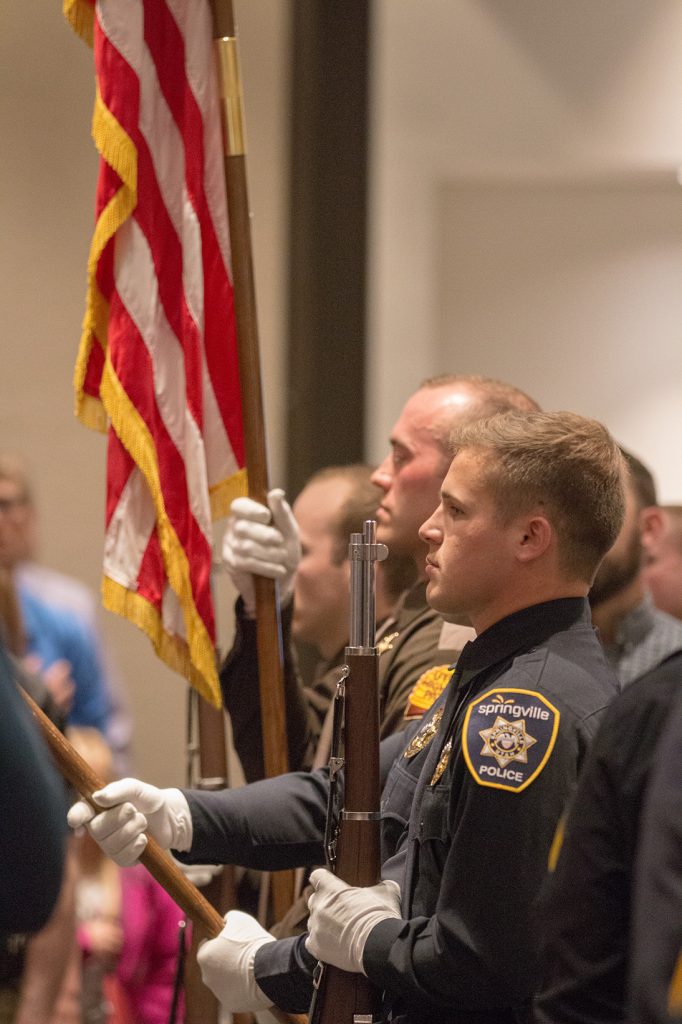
[589,448,682,686]
[221,463,417,780]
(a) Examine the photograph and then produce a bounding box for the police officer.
[69,410,625,1024]
[221,374,539,778]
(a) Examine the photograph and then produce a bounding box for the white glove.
[306,869,402,975]
[198,910,275,1012]
[221,489,301,616]
[67,779,192,867]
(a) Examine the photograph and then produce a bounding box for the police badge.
[462,687,560,793]
[403,707,444,759]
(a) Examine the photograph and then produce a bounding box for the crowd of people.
[4,374,682,1023]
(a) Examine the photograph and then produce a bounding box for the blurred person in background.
[0,455,130,773]
[589,449,682,686]
[642,504,682,621]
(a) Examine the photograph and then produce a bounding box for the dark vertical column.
[286,1,371,495]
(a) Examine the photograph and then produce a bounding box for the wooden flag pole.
[21,688,307,1024]
[209,0,295,921]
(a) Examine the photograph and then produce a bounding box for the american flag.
[65,0,246,707]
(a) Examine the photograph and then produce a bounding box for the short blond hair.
[450,411,626,582]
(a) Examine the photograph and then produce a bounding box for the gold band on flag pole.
[214,37,246,156]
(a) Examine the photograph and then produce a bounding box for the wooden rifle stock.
[310,522,387,1024]
[20,687,306,1024]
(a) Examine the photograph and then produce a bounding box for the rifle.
[309,520,388,1024]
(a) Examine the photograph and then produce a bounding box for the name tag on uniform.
[462,687,560,793]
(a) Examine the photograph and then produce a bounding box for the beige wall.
[1,2,289,786]
[369,0,682,499]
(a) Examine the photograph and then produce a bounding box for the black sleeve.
[180,731,408,871]
[254,934,318,1013]
[220,599,322,781]
[0,643,67,933]
[535,677,671,1024]
[180,767,332,870]
[628,691,682,1024]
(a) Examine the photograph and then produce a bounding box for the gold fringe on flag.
[63,0,95,48]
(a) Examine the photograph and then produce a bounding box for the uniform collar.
[455,597,591,677]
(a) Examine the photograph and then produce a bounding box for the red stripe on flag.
[136,528,165,611]
[143,1,245,465]
[105,430,134,528]
[107,293,215,636]
[97,30,205,432]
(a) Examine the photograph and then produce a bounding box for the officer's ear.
[639,505,665,557]
[514,512,552,564]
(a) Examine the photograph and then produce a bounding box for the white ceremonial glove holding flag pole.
[67,779,193,867]
[198,910,276,1013]
[306,868,402,975]
[221,488,301,616]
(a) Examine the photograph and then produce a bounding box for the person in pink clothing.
[114,866,187,1024]
[66,728,188,1024]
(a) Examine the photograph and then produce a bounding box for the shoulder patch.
[404,664,453,720]
[462,687,560,793]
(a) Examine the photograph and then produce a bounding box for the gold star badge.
[479,716,537,769]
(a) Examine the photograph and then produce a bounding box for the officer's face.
[419,449,520,634]
[371,386,480,569]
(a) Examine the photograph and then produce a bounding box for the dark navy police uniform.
[180,598,618,1023]
[535,650,682,1024]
